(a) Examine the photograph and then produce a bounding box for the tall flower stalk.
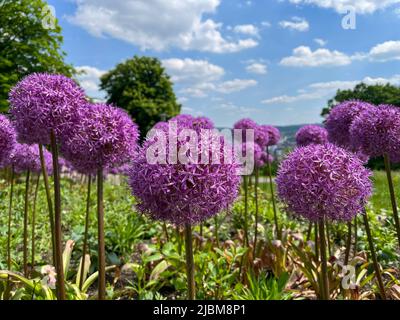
[79,175,92,290]
[31,174,40,270]
[97,168,106,300]
[39,144,56,266]
[50,130,66,300]
[23,170,30,277]
[362,210,387,299]
[266,148,280,239]
[318,219,329,300]
[184,223,195,299]
[383,153,400,247]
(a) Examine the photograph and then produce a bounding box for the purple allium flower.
[326,100,374,148]
[9,73,86,145]
[234,118,268,147]
[9,144,53,174]
[129,121,241,226]
[170,114,195,127]
[295,125,328,147]
[0,115,16,166]
[349,105,400,161]
[191,116,215,132]
[276,143,372,222]
[260,125,281,146]
[61,103,139,174]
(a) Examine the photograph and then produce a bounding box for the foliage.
[100,56,181,137]
[0,0,74,113]
[0,171,399,300]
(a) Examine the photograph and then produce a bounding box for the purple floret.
[295,125,328,147]
[0,115,16,167]
[350,104,400,162]
[276,143,372,222]
[61,103,139,174]
[9,73,87,145]
[129,118,240,225]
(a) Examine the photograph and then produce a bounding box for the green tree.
[321,83,400,117]
[100,56,181,136]
[0,0,74,113]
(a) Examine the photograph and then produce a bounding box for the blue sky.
[47,0,400,127]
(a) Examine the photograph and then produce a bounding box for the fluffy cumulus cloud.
[279,17,310,32]
[162,58,225,84]
[76,66,107,100]
[233,24,260,37]
[68,0,258,53]
[246,62,268,74]
[280,46,352,67]
[262,74,400,104]
[162,58,257,98]
[287,0,400,14]
[368,41,400,61]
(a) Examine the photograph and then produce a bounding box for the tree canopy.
[0,0,74,113]
[100,56,181,137]
[321,83,400,117]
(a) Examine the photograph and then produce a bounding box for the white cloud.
[368,41,400,61]
[287,0,400,14]
[76,66,106,100]
[233,24,260,37]
[68,0,258,53]
[261,21,272,27]
[314,38,327,46]
[246,62,268,74]
[279,17,309,32]
[280,46,352,67]
[262,74,400,104]
[163,58,257,97]
[162,58,225,84]
[215,79,257,93]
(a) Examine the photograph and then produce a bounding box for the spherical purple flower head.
[261,125,281,146]
[169,114,195,127]
[9,144,53,174]
[326,100,374,148]
[129,121,241,226]
[191,116,215,132]
[350,105,400,162]
[61,103,139,174]
[295,125,328,147]
[9,73,86,145]
[276,143,372,222]
[0,114,16,166]
[233,118,268,148]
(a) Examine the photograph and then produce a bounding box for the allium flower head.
[234,118,269,147]
[61,103,139,174]
[129,118,240,225]
[295,125,328,147]
[0,115,16,166]
[326,100,374,148]
[350,104,400,161]
[9,144,53,174]
[276,143,372,222]
[260,125,281,146]
[9,73,86,145]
